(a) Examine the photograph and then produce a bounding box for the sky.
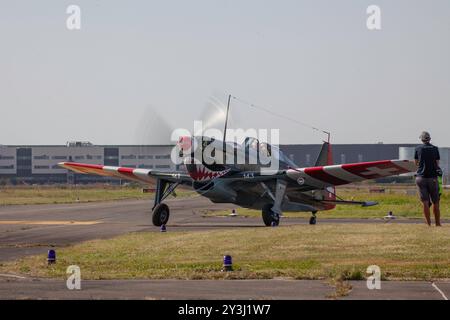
[0,0,449,146]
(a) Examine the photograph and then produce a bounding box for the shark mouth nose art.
[189,165,230,182]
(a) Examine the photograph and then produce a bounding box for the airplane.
[59,135,416,227]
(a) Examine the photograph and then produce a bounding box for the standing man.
[414,131,441,226]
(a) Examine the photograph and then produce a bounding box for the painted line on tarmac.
[0,220,101,226]
[0,274,27,280]
[432,282,448,300]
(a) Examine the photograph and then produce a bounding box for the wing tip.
[57,162,67,168]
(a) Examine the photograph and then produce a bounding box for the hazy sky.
[1,0,449,146]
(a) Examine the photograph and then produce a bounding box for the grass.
[327,278,353,299]
[205,188,450,219]
[2,224,450,281]
[0,185,195,206]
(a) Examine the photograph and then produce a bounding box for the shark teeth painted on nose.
[191,165,229,181]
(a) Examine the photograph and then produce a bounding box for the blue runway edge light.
[160,224,167,232]
[47,249,56,264]
[223,255,233,271]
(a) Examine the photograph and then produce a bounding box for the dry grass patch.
[0,185,195,206]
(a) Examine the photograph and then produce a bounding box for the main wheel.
[152,203,170,226]
[262,204,280,227]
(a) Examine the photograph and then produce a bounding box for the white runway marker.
[431,282,448,300]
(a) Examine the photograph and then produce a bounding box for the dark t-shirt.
[414,143,440,178]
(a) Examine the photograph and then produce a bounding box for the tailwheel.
[152,203,170,226]
[309,211,317,225]
[262,203,280,227]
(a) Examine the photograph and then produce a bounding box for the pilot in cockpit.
[244,137,272,160]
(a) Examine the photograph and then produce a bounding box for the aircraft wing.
[58,162,193,184]
[286,160,416,188]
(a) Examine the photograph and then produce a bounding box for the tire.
[152,203,170,226]
[262,204,280,227]
[309,216,317,225]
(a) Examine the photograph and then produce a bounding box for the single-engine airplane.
[59,135,416,227]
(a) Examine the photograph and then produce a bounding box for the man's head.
[419,131,431,143]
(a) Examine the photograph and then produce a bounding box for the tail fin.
[315,141,336,208]
[314,142,334,166]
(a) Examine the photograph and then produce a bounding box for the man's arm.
[436,147,440,168]
[414,148,419,166]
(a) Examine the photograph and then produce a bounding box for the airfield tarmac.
[0,197,449,300]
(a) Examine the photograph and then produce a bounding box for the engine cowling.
[193,180,237,203]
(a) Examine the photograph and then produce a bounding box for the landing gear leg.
[261,179,287,227]
[309,211,317,225]
[151,179,179,226]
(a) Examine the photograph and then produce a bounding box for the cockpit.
[242,137,297,169]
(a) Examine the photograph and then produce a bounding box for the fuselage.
[176,135,334,212]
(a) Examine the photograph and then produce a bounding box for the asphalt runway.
[0,277,448,300]
[0,197,448,300]
[0,197,233,261]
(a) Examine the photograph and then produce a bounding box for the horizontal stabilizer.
[321,199,378,207]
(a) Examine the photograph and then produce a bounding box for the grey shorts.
[415,176,440,204]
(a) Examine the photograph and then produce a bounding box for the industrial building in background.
[0,141,448,185]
